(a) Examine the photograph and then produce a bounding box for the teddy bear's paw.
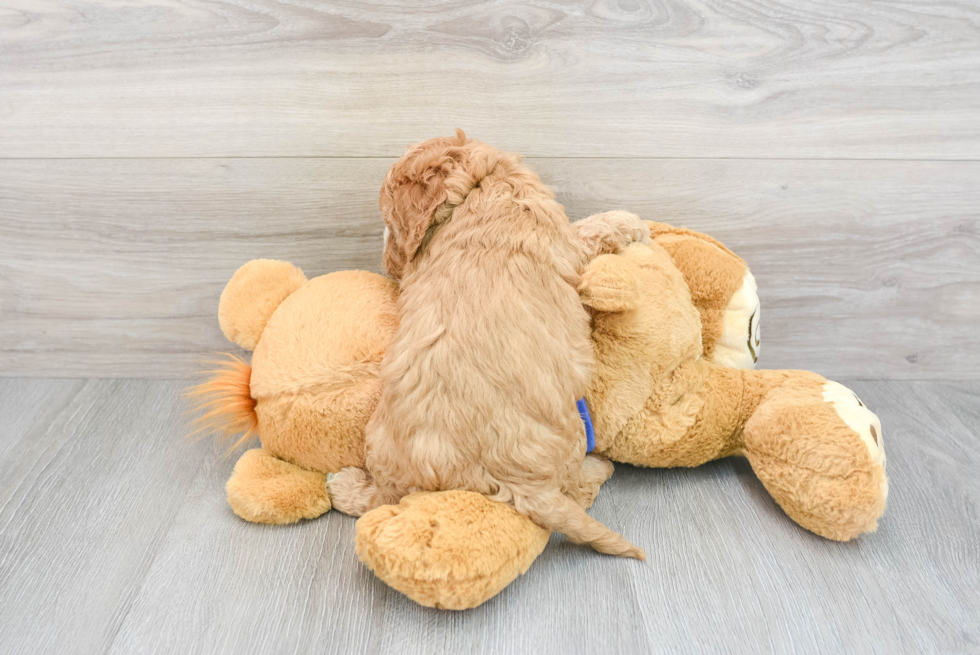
[744,376,889,541]
[710,270,760,369]
[822,381,887,484]
[225,448,331,524]
[355,491,551,610]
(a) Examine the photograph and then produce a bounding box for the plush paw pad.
[822,381,888,501]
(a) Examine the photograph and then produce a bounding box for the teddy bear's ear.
[218,259,307,350]
[378,130,513,278]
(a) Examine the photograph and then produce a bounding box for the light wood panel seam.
[2,157,980,163]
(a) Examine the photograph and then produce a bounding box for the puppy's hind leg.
[566,455,615,509]
[327,467,377,517]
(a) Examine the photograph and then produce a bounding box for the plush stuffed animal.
[191,220,887,610]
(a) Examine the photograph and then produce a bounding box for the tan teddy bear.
[191,219,887,610]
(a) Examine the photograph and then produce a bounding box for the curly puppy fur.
[328,131,646,559]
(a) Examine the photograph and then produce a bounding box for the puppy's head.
[379,129,516,279]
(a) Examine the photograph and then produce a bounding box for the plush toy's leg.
[226,448,332,524]
[355,491,551,610]
[741,375,888,541]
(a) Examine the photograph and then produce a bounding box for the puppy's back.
[371,132,644,559]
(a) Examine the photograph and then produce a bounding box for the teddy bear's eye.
[746,309,759,363]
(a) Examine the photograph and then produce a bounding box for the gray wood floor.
[1,378,977,655]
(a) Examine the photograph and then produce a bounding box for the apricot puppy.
[328,131,647,559]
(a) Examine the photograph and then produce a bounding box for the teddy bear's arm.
[578,253,642,312]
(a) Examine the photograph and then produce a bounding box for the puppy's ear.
[380,129,499,277]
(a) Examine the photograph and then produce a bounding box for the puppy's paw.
[326,467,376,517]
[579,254,641,312]
[574,211,651,259]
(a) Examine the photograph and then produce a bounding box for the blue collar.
[577,398,596,453]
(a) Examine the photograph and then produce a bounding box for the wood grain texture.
[0,379,211,654]
[0,378,81,448]
[0,379,977,654]
[2,158,977,378]
[1,0,979,158]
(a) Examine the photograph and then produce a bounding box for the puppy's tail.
[515,490,646,560]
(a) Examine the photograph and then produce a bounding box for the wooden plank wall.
[1,0,979,378]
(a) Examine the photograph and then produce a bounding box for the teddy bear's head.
[645,222,760,369]
[581,224,760,452]
[210,260,400,475]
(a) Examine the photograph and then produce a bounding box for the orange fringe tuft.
[185,353,259,451]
